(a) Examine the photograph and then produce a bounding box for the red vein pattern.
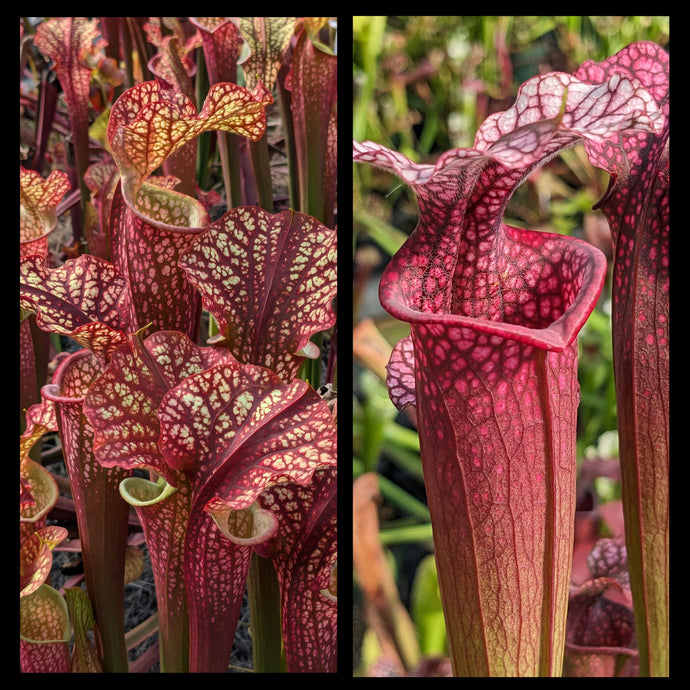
[564,538,635,676]
[354,49,663,677]
[105,78,272,341]
[83,160,120,260]
[19,254,128,362]
[179,207,337,382]
[33,17,100,192]
[123,479,192,672]
[65,587,103,672]
[144,18,200,98]
[84,330,232,487]
[156,353,336,672]
[33,18,101,126]
[183,501,254,672]
[20,526,68,598]
[238,17,297,90]
[20,166,71,259]
[84,331,226,671]
[386,336,417,410]
[157,361,337,509]
[189,18,243,84]
[42,349,131,672]
[20,397,58,470]
[19,455,58,537]
[108,78,272,229]
[144,19,202,197]
[258,466,337,672]
[109,181,205,339]
[289,28,338,226]
[20,585,71,672]
[575,42,669,676]
[83,329,336,671]
[20,413,61,542]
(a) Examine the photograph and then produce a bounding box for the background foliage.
[352,16,669,675]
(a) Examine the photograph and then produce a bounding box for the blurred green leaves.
[354,16,669,153]
[410,554,446,657]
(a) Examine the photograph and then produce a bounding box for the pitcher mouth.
[380,229,607,353]
[41,348,101,403]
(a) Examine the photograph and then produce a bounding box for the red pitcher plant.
[354,41,667,677]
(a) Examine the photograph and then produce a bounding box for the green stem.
[352,16,387,142]
[310,331,323,388]
[247,552,283,672]
[219,132,244,208]
[300,139,324,223]
[277,65,298,210]
[249,136,274,212]
[125,611,159,650]
[87,492,131,673]
[297,332,324,389]
[379,523,434,546]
